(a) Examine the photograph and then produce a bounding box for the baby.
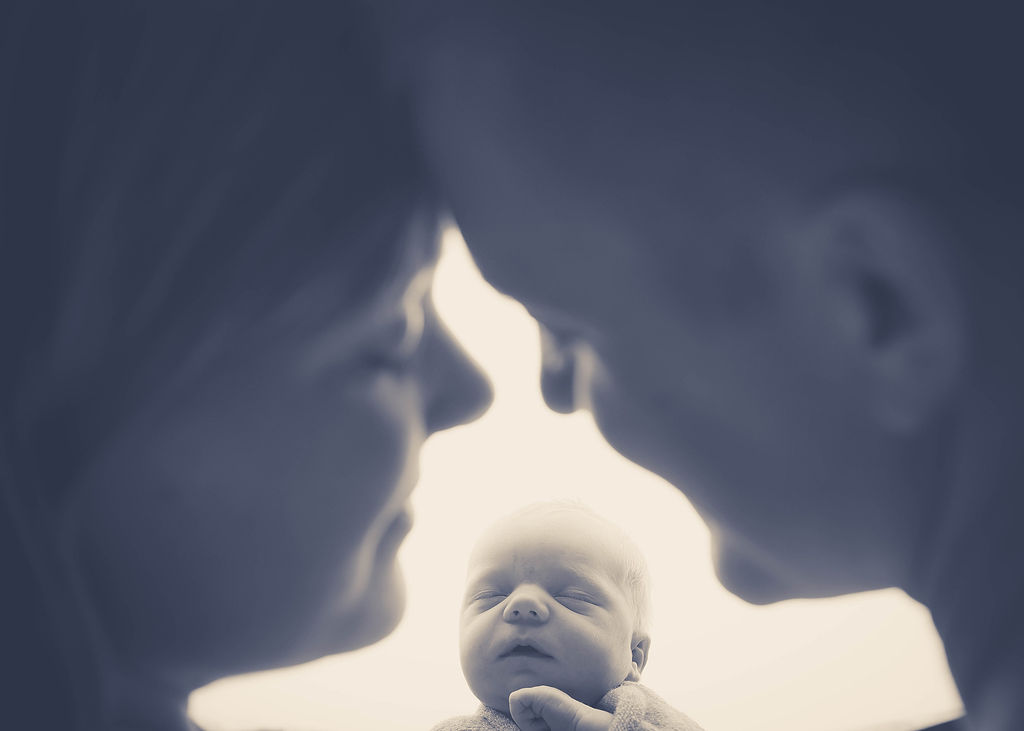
[431,502,705,731]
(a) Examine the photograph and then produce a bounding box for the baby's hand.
[508,686,613,731]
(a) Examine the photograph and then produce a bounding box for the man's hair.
[405,1,1024,321]
[499,500,652,637]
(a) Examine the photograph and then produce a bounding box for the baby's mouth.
[500,644,553,659]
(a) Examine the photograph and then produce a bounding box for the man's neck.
[924,519,1024,728]
[910,378,1024,729]
[104,679,196,731]
[94,646,197,731]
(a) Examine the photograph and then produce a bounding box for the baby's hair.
[497,499,652,637]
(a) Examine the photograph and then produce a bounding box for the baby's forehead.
[467,510,633,585]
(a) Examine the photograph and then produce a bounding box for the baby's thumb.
[508,686,611,731]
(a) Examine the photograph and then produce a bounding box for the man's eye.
[470,592,506,606]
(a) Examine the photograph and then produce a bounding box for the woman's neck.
[49,502,197,731]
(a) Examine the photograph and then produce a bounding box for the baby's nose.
[502,587,550,624]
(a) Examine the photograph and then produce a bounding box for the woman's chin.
[330,559,407,654]
[336,504,415,649]
[283,509,415,662]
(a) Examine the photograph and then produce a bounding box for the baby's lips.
[497,636,553,659]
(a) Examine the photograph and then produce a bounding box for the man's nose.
[539,323,598,415]
[422,310,493,433]
[539,323,577,414]
[502,586,550,624]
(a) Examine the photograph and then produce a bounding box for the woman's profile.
[0,3,491,729]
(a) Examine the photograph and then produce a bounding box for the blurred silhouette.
[5,2,1019,729]
[402,3,1024,729]
[1,3,490,730]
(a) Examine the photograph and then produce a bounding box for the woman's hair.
[2,1,429,496]
[0,2,427,726]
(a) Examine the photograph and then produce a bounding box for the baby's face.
[459,511,645,714]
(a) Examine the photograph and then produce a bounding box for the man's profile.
[401,4,1024,728]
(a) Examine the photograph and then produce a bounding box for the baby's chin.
[474,671,609,717]
[469,674,544,717]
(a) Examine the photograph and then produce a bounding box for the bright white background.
[190,229,964,731]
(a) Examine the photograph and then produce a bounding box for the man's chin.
[711,539,803,605]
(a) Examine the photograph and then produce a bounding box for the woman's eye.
[390,270,429,360]
[395,299,426,360]
[365,306,426,372]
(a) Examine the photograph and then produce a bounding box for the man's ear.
[627,633,651,681]
[799,190,967,433]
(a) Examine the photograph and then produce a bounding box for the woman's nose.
[422,310,493,433]
[502,586,550,624]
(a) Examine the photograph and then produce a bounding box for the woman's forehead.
[349,210,439,308]
[271,205,440,329]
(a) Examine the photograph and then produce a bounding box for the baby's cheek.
[576,629,634,694]
[459,622,497,700]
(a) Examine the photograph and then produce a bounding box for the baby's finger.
[508,686,612,731]
[509,686,567,730]
[508,686,557,731]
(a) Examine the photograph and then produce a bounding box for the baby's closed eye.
[468,591,506,609]
[555,592,599,610]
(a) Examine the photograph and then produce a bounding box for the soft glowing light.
[189,229,963,731]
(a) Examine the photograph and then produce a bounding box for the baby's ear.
[627,633,651,681]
